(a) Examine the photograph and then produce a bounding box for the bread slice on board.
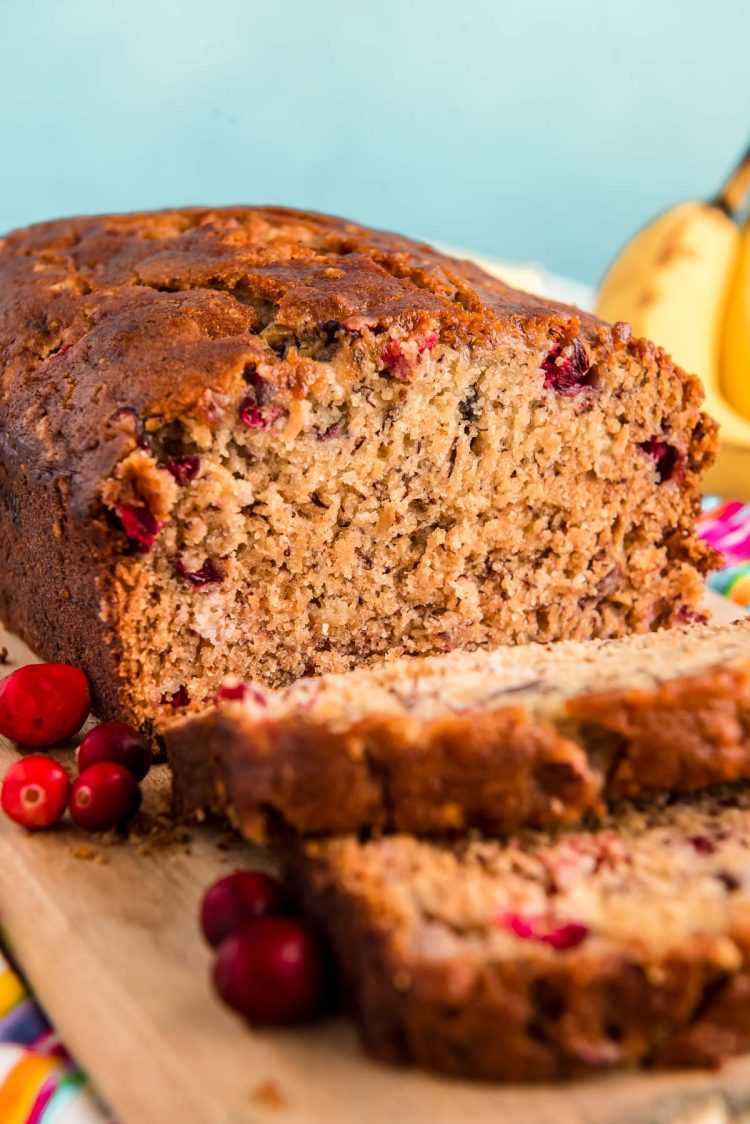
[167,619,750,839]
[291,786,750,1081]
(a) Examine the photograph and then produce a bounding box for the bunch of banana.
[596,145,750,498]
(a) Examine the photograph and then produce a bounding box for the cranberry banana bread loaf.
[167,620,750,839]
[0,208,717,731]
[293,787,750,1081]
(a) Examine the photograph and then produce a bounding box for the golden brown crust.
[168,707,600,838]
[568,666,750,797]
[0,205,712,495]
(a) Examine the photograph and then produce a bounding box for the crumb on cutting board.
[251,1080,287,1111]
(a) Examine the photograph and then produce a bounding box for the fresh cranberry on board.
[1,756,70,830]
[77,722,150,781]
[70,762,141,832]
[0,664,91,747]
[213,917,325,1025]
[201,871,285,947]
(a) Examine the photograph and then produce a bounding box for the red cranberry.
[161,686,191,709]
[216,682,249,702]
[540,921,590,950]
[239,399,288,430]
[173,557,224,586]
[77,722,150,781]
[213,918,324,1025]
[1,757,70,830]
[50,342,73,359]
[499,911,589,950]
[240,373,288,429]
[383,343,409,379]
[0,664,91,747]
[215,682,268,707]
[676,604,709,625]
[115,504,165,550]
[541,340,594,395]
[502,912,535,940]
[380,332,438,381]
[638,438,685,483]
[164,457,200,485]
[689,834,716,854]
[201,871,285,947]
[70,763,141,832]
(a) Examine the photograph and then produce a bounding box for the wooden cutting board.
[1,598,749,1124]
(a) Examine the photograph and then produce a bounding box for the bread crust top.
[0,206,704,514]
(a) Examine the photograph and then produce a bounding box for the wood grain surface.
[0,596,748,1124]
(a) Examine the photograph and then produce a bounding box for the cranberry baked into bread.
[167,620,750,839]
[293,787,750,1081]
[0,207,717,729]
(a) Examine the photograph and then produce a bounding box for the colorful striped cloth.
[0,955,108,1122]
[700,497,750,610]
[0,494,747,1122]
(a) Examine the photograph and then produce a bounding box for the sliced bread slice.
[167,620,750,838]
[292,787,750,1080]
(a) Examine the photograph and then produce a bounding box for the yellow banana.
[721,214,750,422]
[595,146,750,499]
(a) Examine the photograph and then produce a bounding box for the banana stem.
[714,140,750,216]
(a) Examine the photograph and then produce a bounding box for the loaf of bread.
[167,620,750,838]
[292,787,750,1081]
[0,208,717,731]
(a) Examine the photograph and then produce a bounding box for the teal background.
[1,0,749,283]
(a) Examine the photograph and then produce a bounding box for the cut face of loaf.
[0,208,717,730]
[166,620,750,838]
[292,787,750,1081]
